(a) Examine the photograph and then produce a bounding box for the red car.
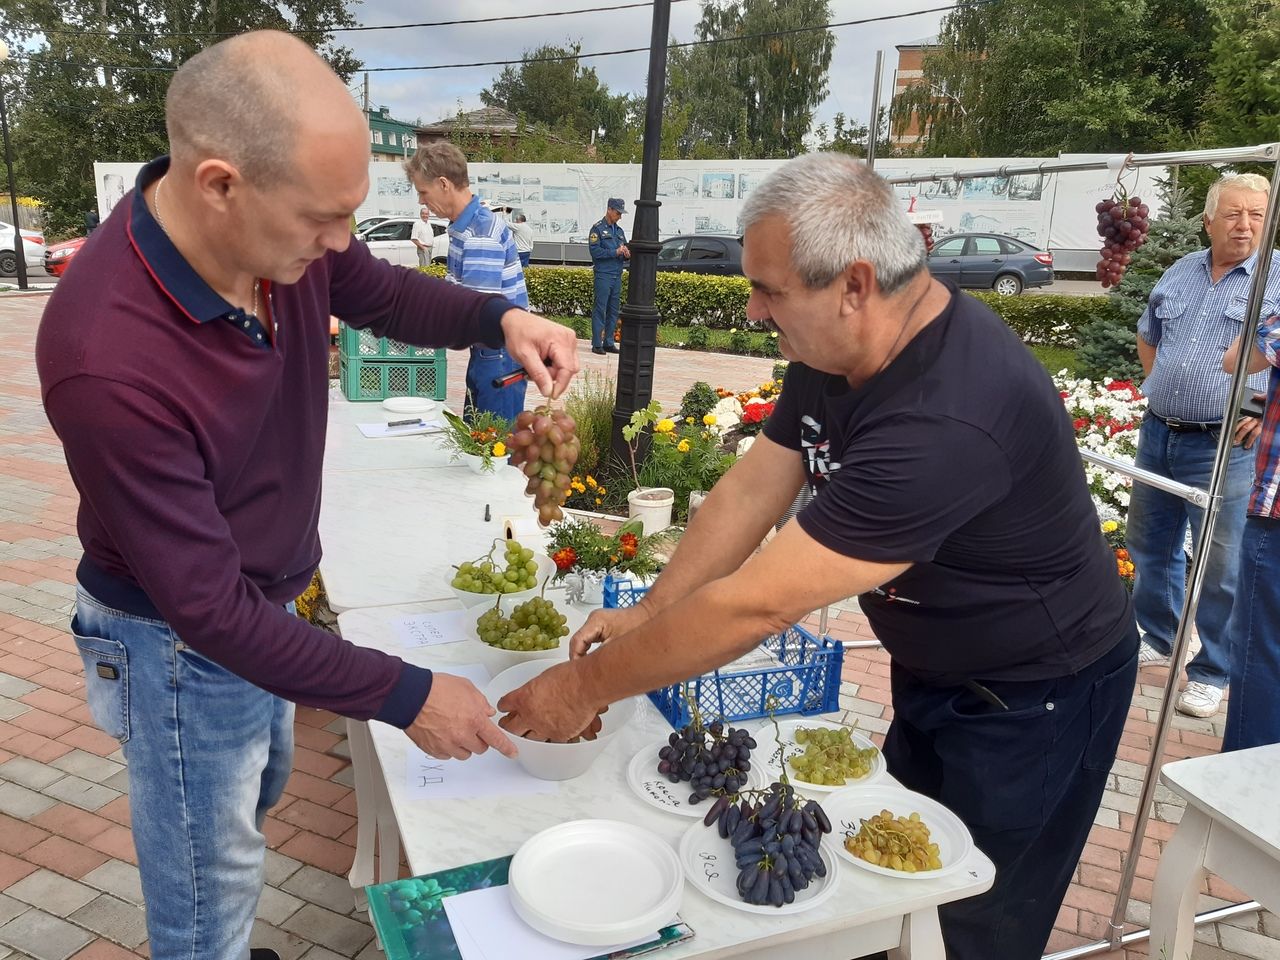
[45,236,86,277]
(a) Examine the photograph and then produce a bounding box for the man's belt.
[1151,411,1221,433]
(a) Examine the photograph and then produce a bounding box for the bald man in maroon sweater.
[37,31,578,960]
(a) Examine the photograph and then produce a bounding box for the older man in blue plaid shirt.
[1130,173,1278,718]
[406,143,529,419]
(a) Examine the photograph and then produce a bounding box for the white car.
[360,217,449,268]
[0,222,47,277]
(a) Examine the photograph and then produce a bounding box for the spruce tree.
[1076,179,1204,382]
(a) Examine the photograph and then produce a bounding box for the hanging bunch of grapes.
[507,406,581,526]
[1095,192,1151,288]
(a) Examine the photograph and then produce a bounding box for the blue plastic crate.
[604,576,844,729]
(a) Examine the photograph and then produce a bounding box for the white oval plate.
[509,819,682,946]
[677,819,838,916]
[381,396,436,414]
[626,742,767,818]
[823,783,973,880]
[752,717,885,793]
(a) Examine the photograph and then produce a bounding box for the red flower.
[552,547,577,571]
[1060,391,1070,399]
[618,532,638,559]
[741,401,776,426]
[1073,417,1088,430]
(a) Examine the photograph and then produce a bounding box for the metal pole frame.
[878,142,1280,956]
[0,80,28,291]
[865,50,885,171]
[609,0,672,469]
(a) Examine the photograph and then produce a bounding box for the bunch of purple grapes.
[656,720,755,805]
[703,781,832,907]
[1095,193,1151,288]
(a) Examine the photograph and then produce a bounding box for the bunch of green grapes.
[844,810,942,873]
[474,596,569,651]
[788,726,879,785]
[451,540,541,595]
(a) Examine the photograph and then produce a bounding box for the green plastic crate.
[338,322,441,360]
[338,355,447,402]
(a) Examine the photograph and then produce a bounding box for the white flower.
[736,436,756,456]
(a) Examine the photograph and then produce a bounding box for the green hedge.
[420,264,1117,347]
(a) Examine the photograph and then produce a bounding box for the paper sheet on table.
[405,745,559,800]
[356,419,443,438]
[402,662,558,800]
[391,609,472,648]
[442,885,662,960]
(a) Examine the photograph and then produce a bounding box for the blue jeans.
[885,629,1138,959]
[464,346,526,421]
[518,252,530,269]
[1225,517,1280,750]
[1126,415,1251,687]
[71,587,295,960]
[591,269,622,349]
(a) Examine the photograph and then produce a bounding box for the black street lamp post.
[0,42,28,291]
[609,0,671,468]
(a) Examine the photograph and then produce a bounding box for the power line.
[17,2,993,75]
[37,0,697,40]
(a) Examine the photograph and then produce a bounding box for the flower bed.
[1055,373,1146,588]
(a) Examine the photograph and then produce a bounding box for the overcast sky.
[340,0,946,140]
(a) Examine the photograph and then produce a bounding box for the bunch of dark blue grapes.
[656,720,756,805]
[703,781,832,907]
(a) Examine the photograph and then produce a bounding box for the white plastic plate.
[677,819,839,916]
[381,396,436,414]
[625,743,767,818]
[752,717,886,793]
[823,783,974,880]
[508,819,682,946]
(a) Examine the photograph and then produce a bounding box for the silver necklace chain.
[153,174,259,317]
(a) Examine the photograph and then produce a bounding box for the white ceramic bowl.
[447,552,556,609]
[486,660,636,781]
[462,596,585,675]
[458,451,509,475]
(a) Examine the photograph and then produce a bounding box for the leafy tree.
[664,0,834,159]
[1,0,361,237]
[895,0,1215,157]
[1198,0,1280,149]
[1076,179,1204,381]
[479,42,635,150]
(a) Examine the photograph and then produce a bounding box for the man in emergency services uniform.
[588,197,629,354]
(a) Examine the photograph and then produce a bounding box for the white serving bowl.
[486,660,636,781]
[462,596,585,675]
[447,552,556,609]
[458,451,509,475]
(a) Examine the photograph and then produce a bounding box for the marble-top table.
[1149,744,1280,959]
[338,602,996,960]
[319,396,548,613]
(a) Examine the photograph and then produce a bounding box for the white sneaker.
[1176,681,1224,718]
[1138,640,1170,668]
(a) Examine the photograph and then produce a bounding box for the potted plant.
[439,409,511,474]
[546,516,664,605]
[621,400,676,532]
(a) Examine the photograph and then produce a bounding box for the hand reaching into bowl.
[406,673,518,761]
[497,659,606,743]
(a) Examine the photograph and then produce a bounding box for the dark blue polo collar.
[127,156,273,348]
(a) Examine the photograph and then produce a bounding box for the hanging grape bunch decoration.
[1095,191,1151,288]
[507,406,581,526]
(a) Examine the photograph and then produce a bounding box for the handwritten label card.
[405,746,558,801]
[391,609,472,648]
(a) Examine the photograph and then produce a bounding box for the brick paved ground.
[0,292,1272,959]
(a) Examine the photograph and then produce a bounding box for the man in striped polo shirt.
[406,143,528,419]
[1130,173,1278,719]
